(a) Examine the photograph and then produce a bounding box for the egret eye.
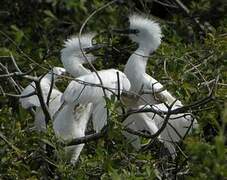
[130,29,139,34]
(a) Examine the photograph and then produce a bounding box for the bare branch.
[67,126,108,146]
[10,53,22,73]
[124,100,177,139]
[46,69,54,107]
[78,0,116,85]
[186,57,211,92]
[163,58,175,83]
[34,80,52,125]
[0,86,35,98]
[173,0,206,36]
[116,71,121,100]
[0,62,23,93]
[153,0,179,8]
[0,65,39,81]
[129,94,213,116]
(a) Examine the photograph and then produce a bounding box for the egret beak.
[112,28,139,35]
[83,44,106,54]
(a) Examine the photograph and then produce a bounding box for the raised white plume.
[60,33,96,77]
[129,14,162,53]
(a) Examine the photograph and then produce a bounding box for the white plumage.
[123,112,159,150]
[61,33,96,77]
[61,69,131,132]
[55,58,130,163]
[122,14,197,157]
[54,34,130,163]
[124,14,167,104]
[19,67,65,131]
[53,102,93,164]
[53,34,96,164]
[151,102,198,155]
[62,69,130,104]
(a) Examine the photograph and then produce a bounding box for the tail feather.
[65,144,85,164]
[92,102,107,132]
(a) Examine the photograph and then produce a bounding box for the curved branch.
[34,80,52,125]
[67,126,108,146]
[124,100,176,139]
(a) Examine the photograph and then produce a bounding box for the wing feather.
[92,101,107,132]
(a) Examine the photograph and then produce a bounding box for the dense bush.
[0,0,226,179]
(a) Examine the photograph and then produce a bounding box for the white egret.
[123,14,175,104]
[58,32,129,132]
[121,14,197,157]
[54,68,130,164]
[121,14,165,151]
[19,67,66,131]
[53,33,98,164]
[55,33,120,163]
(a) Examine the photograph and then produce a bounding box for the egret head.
[128,14,162,52]
[113,14,162,53]
[61,33,97,64]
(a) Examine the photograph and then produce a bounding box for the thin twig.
[0,131,21,156]
[78,0,117,131]
[34,80,52,125]
[0,86,35,98]
[186,58,210,92]
[67,126,108,146]
[124,100,177,139]
[125,86,214,118]
[46,70,54,107]
[153,0,179,9]
[173,0,206,35]
[116,71,121,100]
[0,30,50,72]
[10,53,22,73]
[0,62,23,93]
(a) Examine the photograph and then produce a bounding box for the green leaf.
[215,135,225,160]
[10,25,24,44]
[40,138,56,149]
[0,47,11,56]
[43,10,57,20]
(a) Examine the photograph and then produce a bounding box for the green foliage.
[0,0,227,179]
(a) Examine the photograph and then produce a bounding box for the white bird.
[54,33,116,163]
[59,32,130,128]
[54,68,130,164]
[61,69,131,130]
[19,67,66,131]
[148,102,198,156]
[121,14,165,150]
[53,33,125,164]
[121,14,197,157]
[123,14,174,104]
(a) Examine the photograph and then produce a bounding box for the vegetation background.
[0,0,226,179]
